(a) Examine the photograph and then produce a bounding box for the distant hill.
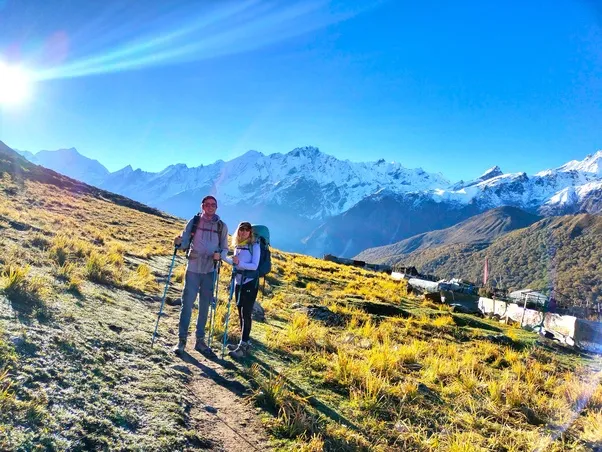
[355,206,541,263]
[305,151,602,257]
[16,147,110,186]
[1,141,168,218]
[364,212,602,311]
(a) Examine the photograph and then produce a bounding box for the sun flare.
[0,61,33,105]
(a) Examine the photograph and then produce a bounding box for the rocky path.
[177,348,271,451]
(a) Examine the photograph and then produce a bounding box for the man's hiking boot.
[229,342,250,359]
[194,338,212,354]
[172,339,186,355]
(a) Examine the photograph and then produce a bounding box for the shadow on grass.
[4,291,53,325]
[239,340,364,434]
[350,300,411,318]
[249,339,300,364]
[452,314,502,332]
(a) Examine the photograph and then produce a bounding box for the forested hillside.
[356,207,540,263]
[383,215,602,312]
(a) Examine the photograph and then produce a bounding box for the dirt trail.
[179,349,271,451]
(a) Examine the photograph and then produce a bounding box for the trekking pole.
[151,246,178,347]
[207,258,221,347]
[221,267,240,359]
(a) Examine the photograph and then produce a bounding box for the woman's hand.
[232,256,240,265]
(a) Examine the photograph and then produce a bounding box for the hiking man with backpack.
[222,221,263,359]
[173,195,228,355]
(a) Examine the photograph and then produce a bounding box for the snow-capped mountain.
[304,151,602,256]
[16,148,110,186]
[427,150,602,213]
[16,145,449,252]
[15,144,602,256]
[96,147,449,221]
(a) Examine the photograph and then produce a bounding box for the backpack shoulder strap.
[217,219,225,249]
[189,213,201,241]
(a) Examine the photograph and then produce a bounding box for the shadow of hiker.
[180,351,249,398]
[242,342,363,434]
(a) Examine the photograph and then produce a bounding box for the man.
[173,195,228,355]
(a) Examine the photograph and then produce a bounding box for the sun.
[0,61,33,106]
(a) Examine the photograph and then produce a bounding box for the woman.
[223,221,260,359]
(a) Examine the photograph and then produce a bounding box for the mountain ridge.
[355,206,541,263]
[13,142,602,256]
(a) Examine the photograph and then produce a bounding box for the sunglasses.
[239,226,251,231]
[203,203,217,207]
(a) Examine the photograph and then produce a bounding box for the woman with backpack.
[223,221,260,359]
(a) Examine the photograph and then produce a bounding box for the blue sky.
[0,0,601,182]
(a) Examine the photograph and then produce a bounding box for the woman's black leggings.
[235,279,259,342]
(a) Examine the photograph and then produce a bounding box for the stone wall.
[478,297,578,344]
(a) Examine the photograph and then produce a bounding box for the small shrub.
[368,339,400,376]
[49,244,69,266]
[250,364,287,412]
[349,371,388,411]
[273,397,318,439]
[576,408,602,443]
[326,349,363,387]
[54,262,74,281]
[397,339,428,365]
[54,263,83,294]
[173,264,186,284]
[296,435,325,452]
[282,313,324,351]
[0,368,15,411]
[1,264,29,297]
[124,264,158,293]
[106,249,124,268]
[84,253,113,284]
[431,315,455,328]
[390,380,419,401]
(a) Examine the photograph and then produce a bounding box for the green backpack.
[248,224,271,278]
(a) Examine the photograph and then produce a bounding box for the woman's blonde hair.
[231,221,254,248]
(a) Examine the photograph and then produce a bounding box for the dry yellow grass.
[2,171,600,451]
[246,250,602,450]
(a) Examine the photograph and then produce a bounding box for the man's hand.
[174,236,182,247]
[213,252,220,261]
[232,256,240,266]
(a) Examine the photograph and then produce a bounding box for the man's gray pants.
[178,270,214,341]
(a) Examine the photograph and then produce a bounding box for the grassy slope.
[0,151,601,451]
[243,255,602,451]
[0,171,216,450]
